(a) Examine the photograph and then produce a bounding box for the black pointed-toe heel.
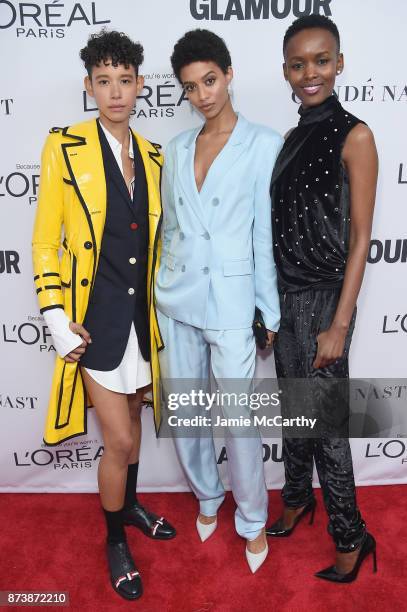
[266,499,316,537]
[315,533,377,583]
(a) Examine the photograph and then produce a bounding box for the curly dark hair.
[283,15,340,54]
[171,29,232,82]
[80,30,144,77]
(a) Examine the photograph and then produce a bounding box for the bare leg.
[123,384,176,540]
[281,505,308,529]
[127,384,151,464]
[82,369,133,511]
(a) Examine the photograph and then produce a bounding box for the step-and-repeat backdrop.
[1,0,406,492]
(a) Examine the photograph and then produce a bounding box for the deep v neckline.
[192,115,238,195]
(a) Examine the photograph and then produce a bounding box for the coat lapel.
[134,131,162,237]
[178,126,207,227]
[60,120,106,287]
[198,113,250,203]
[177,114,251,227]
[133,131,163,308]
[131,133,147,211]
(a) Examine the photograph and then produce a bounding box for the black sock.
[124,462,139,509]
[103,508,126,544]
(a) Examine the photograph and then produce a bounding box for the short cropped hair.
[283,15,340,54]
[171,29,232,82]
[80,30,144,77]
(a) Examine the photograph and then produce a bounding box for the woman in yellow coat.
[32,31,175,601]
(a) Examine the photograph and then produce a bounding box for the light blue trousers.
[157,310,268,539]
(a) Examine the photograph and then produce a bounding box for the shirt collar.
[98,120,134,159]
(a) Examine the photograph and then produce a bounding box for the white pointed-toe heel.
[196,515,217,542]
[245,541,269,573]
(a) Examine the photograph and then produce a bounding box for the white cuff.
[43,308,83,358]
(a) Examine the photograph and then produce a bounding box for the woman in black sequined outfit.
[266,15,378,582]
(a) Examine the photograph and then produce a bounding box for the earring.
[337,70,341,75]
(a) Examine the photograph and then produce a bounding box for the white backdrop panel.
[0,0,406,492]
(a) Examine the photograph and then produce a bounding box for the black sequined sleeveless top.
[271,95,364,293]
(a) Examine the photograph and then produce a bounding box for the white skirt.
[84,323,151,393]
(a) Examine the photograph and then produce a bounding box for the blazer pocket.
[223,259,252,277]
[60,251,71,288]
[60,239,73,287]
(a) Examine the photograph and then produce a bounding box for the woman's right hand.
[64,322,92,363]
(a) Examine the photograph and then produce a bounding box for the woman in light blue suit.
[156,29,283,573]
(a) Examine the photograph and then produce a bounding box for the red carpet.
[1,486,403,611]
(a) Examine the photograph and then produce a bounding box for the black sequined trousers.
[274,287,366,552]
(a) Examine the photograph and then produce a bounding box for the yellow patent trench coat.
[32,119,164,445]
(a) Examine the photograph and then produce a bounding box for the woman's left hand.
[313,324,348,369]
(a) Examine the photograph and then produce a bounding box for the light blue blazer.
[155,113,283,331]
